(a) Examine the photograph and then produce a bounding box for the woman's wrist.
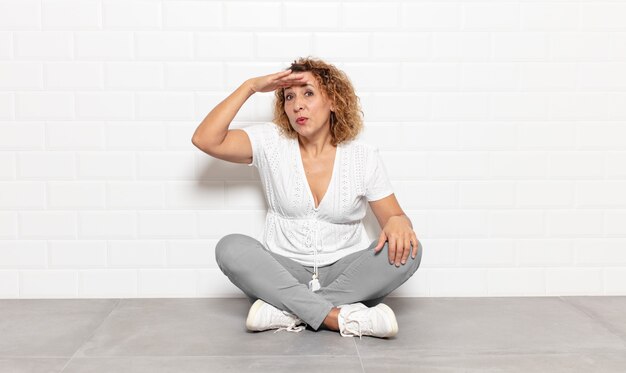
[389,214,412,228]
[243,79,258,95]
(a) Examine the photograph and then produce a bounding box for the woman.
[192,57,422,338]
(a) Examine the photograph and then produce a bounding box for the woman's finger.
[394,237,404,266]
[252,69,307,92]
[401,236,411,265]
[277,69,292,76]
[271,70,296,82]
[282,71,303,78]
[387,236,397,265]
[279,74,305,84]
[373,230,387,253]
[411,233,419,259]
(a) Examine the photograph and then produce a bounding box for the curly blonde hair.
[273,57,363,146]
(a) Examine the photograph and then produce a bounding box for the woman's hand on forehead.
[248,69,306,93]
[276,70,308,88]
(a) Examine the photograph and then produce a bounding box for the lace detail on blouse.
[354,144,365,196]
[292,141,303,212]
[266,129,280,175]
[340,143,351,214]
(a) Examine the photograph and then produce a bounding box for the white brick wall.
[1,0,625,299]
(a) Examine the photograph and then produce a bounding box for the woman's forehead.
[284,82,315,91]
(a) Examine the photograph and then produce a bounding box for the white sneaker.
[246,299,306,333]
[338,303,398,338]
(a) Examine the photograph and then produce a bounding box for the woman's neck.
[298,132,334,158]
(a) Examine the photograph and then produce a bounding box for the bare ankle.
[322,307,340,331]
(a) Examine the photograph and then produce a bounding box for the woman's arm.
[191,81,255,164]
[369,194,420,266]
[191,69,305,164]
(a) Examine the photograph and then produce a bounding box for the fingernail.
[401,260,406,264]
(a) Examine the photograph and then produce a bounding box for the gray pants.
[215,233,422,330]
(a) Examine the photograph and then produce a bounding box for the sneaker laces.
[340,307,370,339]
[273,311,306,333]
[274,322,306,333]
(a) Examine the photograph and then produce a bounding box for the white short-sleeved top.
[242,122,393,267]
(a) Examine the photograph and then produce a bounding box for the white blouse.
[242,123,393,267]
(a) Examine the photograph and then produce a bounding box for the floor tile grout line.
[5,348,626,360]
[335,347,626,359]
[353,338,366,373]
[11,351,623,358]
[40,354,365,359]
[409,347,626,356]
[558,296,626,346]
[57,298,123,373]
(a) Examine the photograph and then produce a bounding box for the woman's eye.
[305,91,313,96]
[285,94,293,100]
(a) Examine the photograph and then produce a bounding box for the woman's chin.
[291,124,308,136]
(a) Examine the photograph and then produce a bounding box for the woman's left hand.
[373,215,420,267]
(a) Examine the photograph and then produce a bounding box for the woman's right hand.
[247,69,306,93]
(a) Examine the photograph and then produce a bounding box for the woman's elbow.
[191,135,214,155]
[191,134,202,149]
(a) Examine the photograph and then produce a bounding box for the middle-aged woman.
[192,57,422,338]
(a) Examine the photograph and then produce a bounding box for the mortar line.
[58,299,122,373]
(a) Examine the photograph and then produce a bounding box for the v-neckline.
[296,140,340,211]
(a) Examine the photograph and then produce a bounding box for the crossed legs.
[215,233,422,331]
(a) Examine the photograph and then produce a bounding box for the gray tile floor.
[1,297,626,372]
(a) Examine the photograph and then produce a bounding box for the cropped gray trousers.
[215,233,422,330]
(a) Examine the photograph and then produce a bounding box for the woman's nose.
[292,98,304,111]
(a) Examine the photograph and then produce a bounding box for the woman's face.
[283,71,333,140]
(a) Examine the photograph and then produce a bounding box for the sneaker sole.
[246,299,267,331]
[375,303,399,338]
